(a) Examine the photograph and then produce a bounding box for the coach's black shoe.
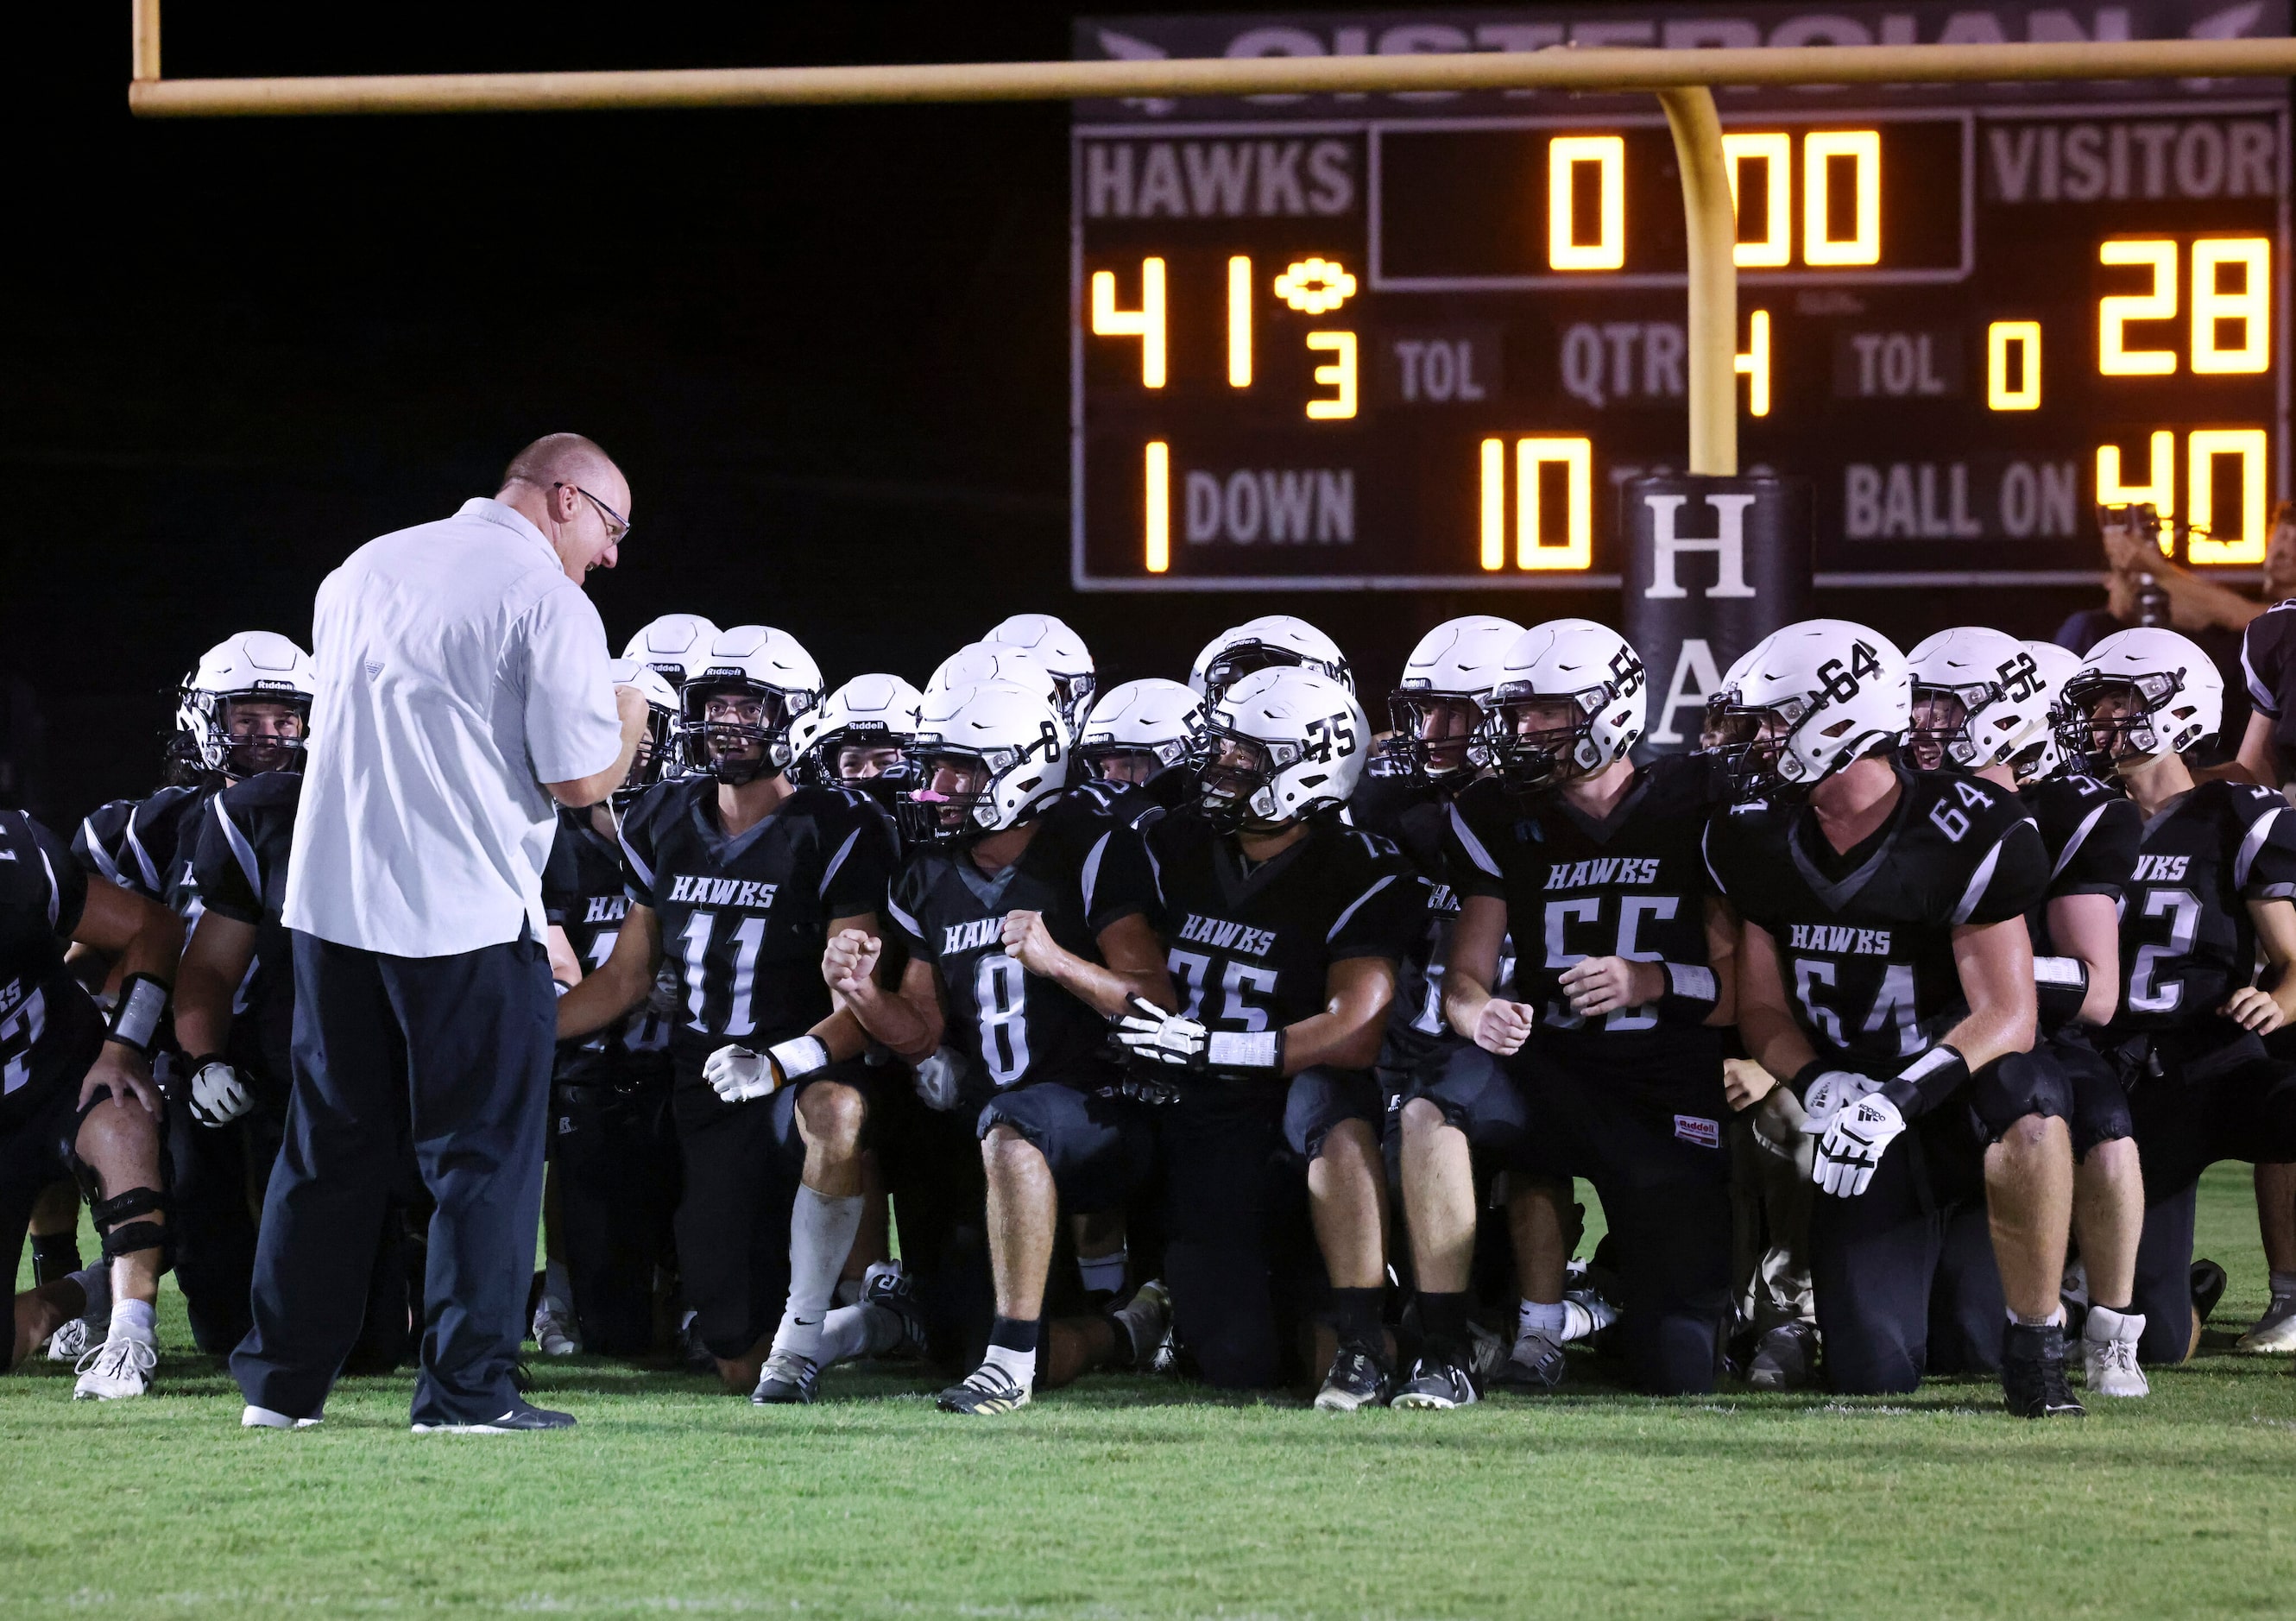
[2002,1322,2085,1419]
[1746,1322,1820,1393]
[1391,1357,1478,1410]
[752,1349,822,1405]
[1490,1328,1568,1391]
[937,1360,1031,1415]
[411,1398,576,1435]
[1313,1342,1392,1411]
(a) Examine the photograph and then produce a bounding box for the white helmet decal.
[1200,665,1367,829]
[1718,619,1909,799]
[1905,626,2056,773]
[903,680,1072,842]
[1480,619,1648,793]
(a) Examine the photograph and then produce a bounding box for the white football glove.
[1113,995,1209,1071]
[1799,1070,1882,1137]
[188,1060,252,1128]
[1813,1094,1907,1197]
[912,1045,968,1112]
[704,1036,829,1104]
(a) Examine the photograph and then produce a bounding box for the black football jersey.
[2108,779,2296,1038]
[1068,769,1193,830]
[187,770,300,1092]
[1140,809,1429,1043]
[620,777,899,1076]
[2020,771,2141,946]
[543,809,672,1086]
[885,795,1156,1101]
[2242,600,2296,777]
[73,784,215,916]
[0,811,104,1127]
[1707,766,2049,1074]
[1352,771,1471,1067]
[1444,752,1728,1074]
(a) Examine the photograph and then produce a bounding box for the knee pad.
[1970,1050,2072,1144]
[92,1186,170,1260]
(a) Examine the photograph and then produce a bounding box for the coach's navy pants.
[231,930,554,1425]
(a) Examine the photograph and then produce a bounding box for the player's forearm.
[1038,942,1159,1019]
[556,962,646,1040]
[838,979,941,1061]
[1441,969,1497,1044]
[116,911,184,988]
[1940,993,2036,1073]
[170,963,237,1058]
[803,1006,874,1064]
[1739,1000,1818,1087]
[1282,979,1392,1075]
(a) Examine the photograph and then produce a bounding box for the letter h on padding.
[1640,494,1757,600]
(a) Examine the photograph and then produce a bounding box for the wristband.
[1786,1057,1836,1101]
[1881,1043,1971,1117]
[2033,955,2090,1029]
[1656,962,1720,1025]
[767,1035,830,1084]
[1205,1028,1284,1079]
[107,973,169,1058]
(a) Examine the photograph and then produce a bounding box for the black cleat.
[1391,1357,1479,1410]
[937,1360,1031,1415]
[1313,1342,1393,1411]
[1490,1328,1568,1391]
[411,1398,576,1435]
[2002,1321,2085,1418]
[751,1349,821,1405]
[1746,1322,1820,1392]
[861,1264,931,1361]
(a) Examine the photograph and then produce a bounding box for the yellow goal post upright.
[125,0,2296,481]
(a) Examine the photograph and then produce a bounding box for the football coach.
[232,433,649,1434]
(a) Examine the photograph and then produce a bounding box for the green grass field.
[7,1163,2294,1619]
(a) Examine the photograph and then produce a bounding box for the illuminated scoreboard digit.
[1069,1,2291,590]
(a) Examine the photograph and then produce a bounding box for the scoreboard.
[1069,1,2291,591]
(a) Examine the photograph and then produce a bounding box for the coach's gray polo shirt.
[285,497,622,957]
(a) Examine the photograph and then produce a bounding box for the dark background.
[7,2,2106,823]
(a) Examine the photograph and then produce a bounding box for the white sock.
[67,1267,110,1323]
[774,1185,865,1359]
[1078,1246,1128,1295]
[2007,1306,2065,1329]
[542,1261,572,1312]
[1519,1298,1567,1340]
[816,1302,894,1366]
[111,1297,155,1341]
[983,1341,1037,1390]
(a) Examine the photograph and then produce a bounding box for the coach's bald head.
[497,432,632,584]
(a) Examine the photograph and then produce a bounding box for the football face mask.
[1384,693,1485,788]
[1197,733,1289,832]
[2063,673,2182,775]
[1482,692,1597,797]
[685,684,791,787]
[219,695,309,778]
[1903,685,1979,773]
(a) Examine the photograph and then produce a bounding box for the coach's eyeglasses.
[556,481,630,546]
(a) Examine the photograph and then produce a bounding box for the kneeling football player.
[1403,619,1738,1402]
[829,679,1176,1412]
[0,810,183,1399]
[1709,621,2073,1415]
[558,627,899,1403]
[1115,667,1429,1407]
[2064,628,2296,1368]
[1906,630,2150,1396]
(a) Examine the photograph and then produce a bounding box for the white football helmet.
[1479,619,1648,794]
[678,625,823,785]
[2062,627,2223,772]
[1387,615,1524,789]
[1905,627,2059,774]
[622,614,721,686]
[2021,640,2088,785]
[607,658,681,810]
[177,631,317,776]
[1189,615,1353,702]
[1714,619,1909,799]
[796,673,924,785]
[926,641,1062,715]
[901,681,1071,843]
[985,615,1095,730]
[1077,678,1208,780]
[1199,666,1368,831]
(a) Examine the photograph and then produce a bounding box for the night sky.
[9,3,2100,822]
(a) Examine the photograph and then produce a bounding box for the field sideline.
[6,1163,2293,1619]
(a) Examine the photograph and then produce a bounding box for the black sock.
[988,1315,1040,1355]
[1328,1287,1385,1353]
[29,1232,81,1290]
[1417,1290,1471,1364]
[1104,1309,1139,1370]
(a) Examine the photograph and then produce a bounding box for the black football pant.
[1503,1044,1732,1396]
[874,1079,994,1377]
[2126,1039,2296,1365]
[552,1076,679,1357]
[165,1085,263,1356]
[233,931,554,1426]
[1156,1078,1334,1390]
